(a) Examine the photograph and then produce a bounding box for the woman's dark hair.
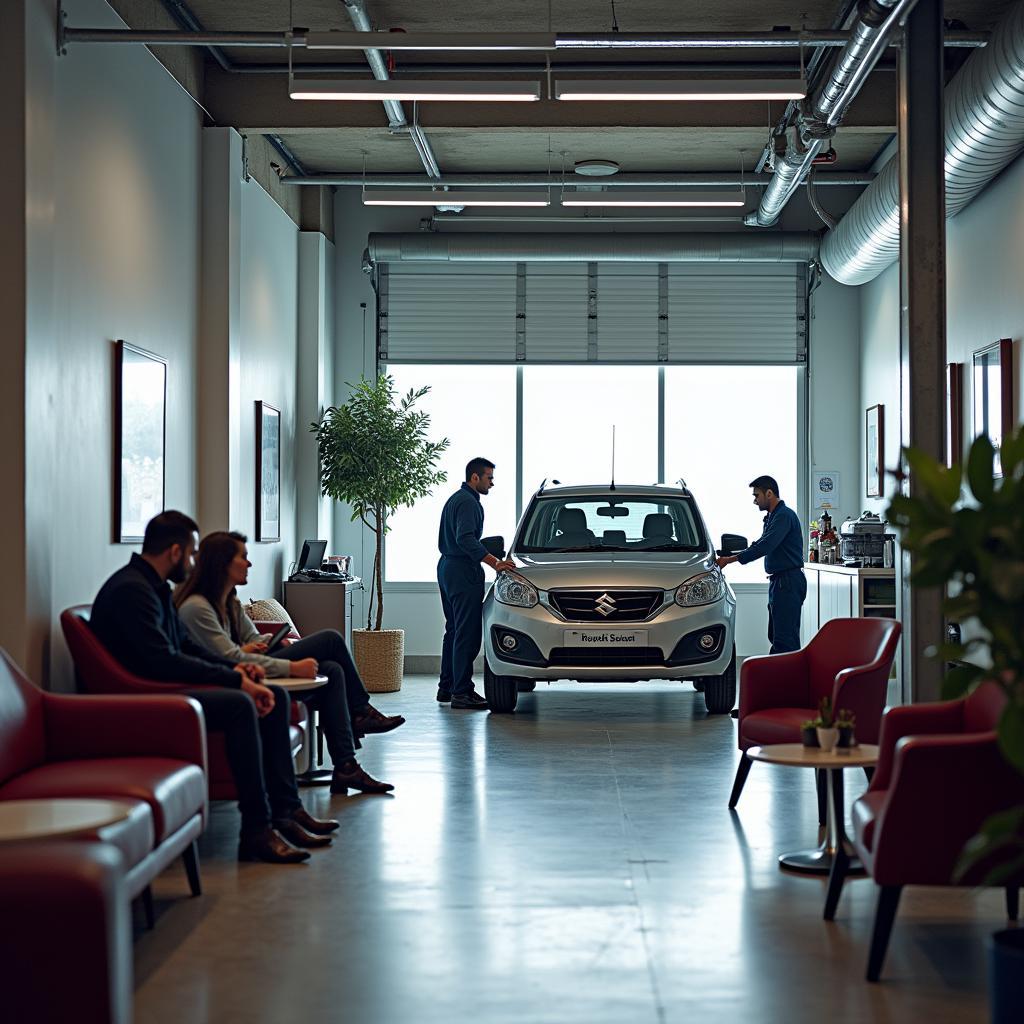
[173,531,248,633]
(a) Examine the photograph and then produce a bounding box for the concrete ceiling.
[109,1,1014,185]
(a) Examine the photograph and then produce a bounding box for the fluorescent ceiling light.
[555,78,806,101]
[560,191,746,207]
[290,79,541,102]
[362,191,551,207]
[304,31,556,52]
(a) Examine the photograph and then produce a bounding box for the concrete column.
[898,0,947,703]
[197,127,243,533]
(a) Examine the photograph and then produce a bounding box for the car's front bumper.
[483,592,735,681]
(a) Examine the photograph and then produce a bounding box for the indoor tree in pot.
[887,426,1024,1023]
[312,375,448,693]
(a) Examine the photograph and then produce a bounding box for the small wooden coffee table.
[746,743,879,876]
[0,798,135,844]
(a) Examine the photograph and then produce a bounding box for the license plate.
[562,629,648,648]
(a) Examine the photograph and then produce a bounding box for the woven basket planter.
[352,628,404,693]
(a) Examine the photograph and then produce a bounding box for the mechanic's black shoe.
[436,688,452,703]
[450,689,489,710]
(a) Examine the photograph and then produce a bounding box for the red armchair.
[0,648,207,910]
[0,840,132,1024]
[728,617,902,815]
[822,681,1021,981]
[61,605,308,799]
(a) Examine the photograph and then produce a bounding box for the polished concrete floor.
[135,679,1003,1023]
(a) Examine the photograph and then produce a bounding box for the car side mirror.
[481,536,506,559]
[718,533,748,556]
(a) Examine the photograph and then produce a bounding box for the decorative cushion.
[244,598,297,632]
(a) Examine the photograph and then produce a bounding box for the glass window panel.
[521,366,659,507]
[384,365,517,583]
[664,366,800,583]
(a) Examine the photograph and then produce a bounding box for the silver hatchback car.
[481,483,747,714]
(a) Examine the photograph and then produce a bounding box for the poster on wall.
[811,470,840,510]
[114,340,167,544]
[866,404,884,498]
[255,401,280,542]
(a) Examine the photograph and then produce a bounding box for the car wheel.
[703,648,736,715]
[517,680,537,693]
[692,680,705,692]
[484,662,519,713]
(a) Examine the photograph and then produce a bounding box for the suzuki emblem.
[595,593,617,617]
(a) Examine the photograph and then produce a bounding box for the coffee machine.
[840,512,895,567]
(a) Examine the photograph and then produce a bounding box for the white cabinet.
[802,563,896,641]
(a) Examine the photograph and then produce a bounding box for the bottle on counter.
[809,529,819,563]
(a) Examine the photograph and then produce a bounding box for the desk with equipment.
[282,539,362,643]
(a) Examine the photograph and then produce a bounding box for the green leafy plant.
[836,708,856,728]
[817,695,835,728]
[312,375,449,631]
[886,425,1024,881]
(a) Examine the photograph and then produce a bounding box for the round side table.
[275,675,331,784]
[0,798,135,844]
[746,743,879,876]
[275,674,328,693]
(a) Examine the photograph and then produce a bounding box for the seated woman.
[175,531,404,795]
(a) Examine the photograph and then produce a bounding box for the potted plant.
[886,426,1024,1021]
[801,719,821,748]
[312,375,449,692]
[815,695,839,753]
[836,708,857,748]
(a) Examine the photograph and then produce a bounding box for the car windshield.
[516,495,707,553]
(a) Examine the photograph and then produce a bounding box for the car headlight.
[674,569,725,607]
[494,571,539,608]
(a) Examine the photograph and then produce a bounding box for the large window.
[521,365,659,506]
[384,365,517,583]
[383,364,801,584]
[665,366,800,582]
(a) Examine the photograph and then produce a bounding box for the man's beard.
[168,556,189,585]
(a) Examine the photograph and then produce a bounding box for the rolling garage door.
[378,261,807,365]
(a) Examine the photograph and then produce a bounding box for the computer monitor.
[297,539,327,572]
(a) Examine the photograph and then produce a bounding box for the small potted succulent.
[836,708,857,749]
[801,719,820,747]
[815,695,839,753]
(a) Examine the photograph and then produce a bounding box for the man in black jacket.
[91,511,337,864]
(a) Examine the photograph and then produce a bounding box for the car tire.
[484,663,519,713]
[517,680,537,693]
[703,648,736,715]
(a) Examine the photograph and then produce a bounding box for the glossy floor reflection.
[135,680,999,1023]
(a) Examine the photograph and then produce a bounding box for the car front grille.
[547,589,664,622]
[547,647,666,667]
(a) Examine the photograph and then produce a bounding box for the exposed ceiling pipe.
[340,0,441,180]
[365,232,820,263]
[282,172,874,187]
[746,0,916,228]
[823,0,1024,284]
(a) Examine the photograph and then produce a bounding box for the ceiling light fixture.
[560,191,746,207]
[574,160,621,176]
[555,79,807,101]
[289,79,542,102]
[362,190,551,207]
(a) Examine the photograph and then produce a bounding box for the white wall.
[860,151,1024,508]
[332,189,862,660]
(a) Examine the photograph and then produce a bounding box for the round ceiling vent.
[574,160,620,177]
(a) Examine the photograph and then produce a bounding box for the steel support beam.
[898,0,946,703]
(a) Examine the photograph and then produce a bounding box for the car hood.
[511,550,716,590]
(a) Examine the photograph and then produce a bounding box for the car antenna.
[538,477,547,495]
[610,425,616,491]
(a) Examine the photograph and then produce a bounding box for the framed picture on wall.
[866,404,884,498]
[114,340,167,544]
[972,338,1013,477]
[946,362,964,468]
[255,401,281,542]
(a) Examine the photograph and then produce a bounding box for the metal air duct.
[823,0,1024,285]
[365,232,820,263]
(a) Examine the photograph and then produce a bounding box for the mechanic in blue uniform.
[437,457,514,710]
[716,475,806,655]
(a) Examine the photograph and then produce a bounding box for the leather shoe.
[436,688,452,703]
[238,827,310,864]
[352,704,406,734]
[451,689,489,710]
[291,806,340,834]
[331,760,395,794]
[273,817,333,849]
